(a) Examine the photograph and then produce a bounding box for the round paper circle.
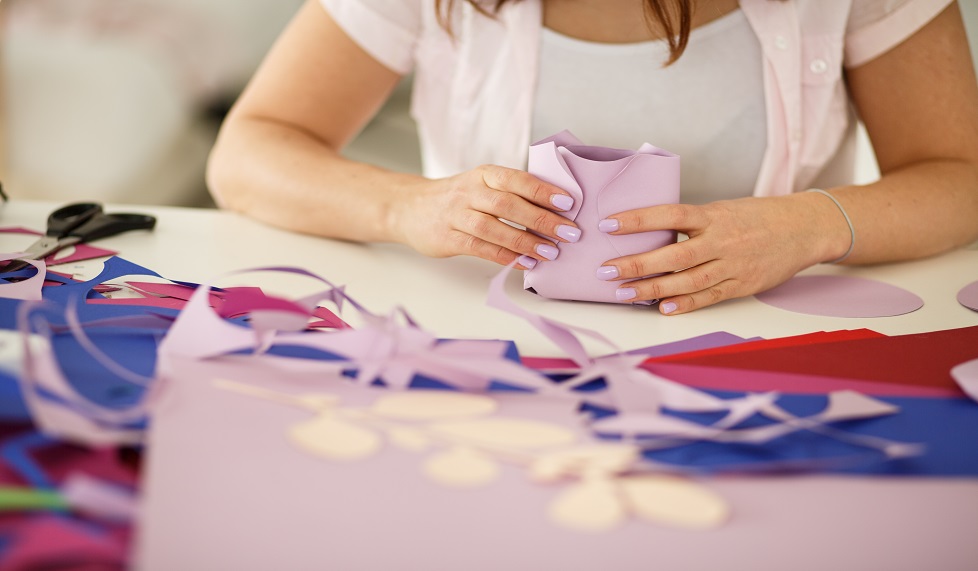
[755,275,923,318]
[957,280,978,312]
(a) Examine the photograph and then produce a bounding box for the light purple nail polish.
[536,244,559,261]
[551,194,574,211]
[517,255,537,269]
[598,219,620,233]
[616,287,637,302]
[596,266,619,281]
[661,301,678,314]
[556,225,581,243]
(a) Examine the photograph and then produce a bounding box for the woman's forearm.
[207,114,428,243]
[828,159,978,264]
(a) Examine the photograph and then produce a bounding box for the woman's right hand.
[389,164,582,268]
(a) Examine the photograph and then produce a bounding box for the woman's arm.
[596,2,978,314]
[208,0,580,266]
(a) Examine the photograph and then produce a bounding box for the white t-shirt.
[531,9,768,204]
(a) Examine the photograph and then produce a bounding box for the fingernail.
[551,194,574,211]
[661,301,678,314]
[596,266,619,280]
[536,244,559,261]
[556,225,581,243]
[616,287,637,302]
[517,255,537,269]
[598,219,620,233]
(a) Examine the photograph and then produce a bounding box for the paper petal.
[957,280,978,312]
[755,275,924,318]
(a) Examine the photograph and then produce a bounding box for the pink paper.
[523,131,680,304]
[754,275,923,318]
[0,515,126,570]
[957,280,978,312]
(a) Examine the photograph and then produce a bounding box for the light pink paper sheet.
[137,356,978,570]
[951,358,978,403]
[755,275,923,318]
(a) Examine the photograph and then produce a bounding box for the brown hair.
[435,0,693,65]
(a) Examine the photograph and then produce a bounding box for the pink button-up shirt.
[322,0,953,196]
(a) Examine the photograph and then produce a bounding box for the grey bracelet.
[807,188,855,264]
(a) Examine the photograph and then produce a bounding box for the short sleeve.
[319,0,424,74]
[844,0,954,68]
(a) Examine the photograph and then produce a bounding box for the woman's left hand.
[596,193,851,314]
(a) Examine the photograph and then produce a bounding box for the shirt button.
[774,35,788,50]
[810,59,828,74]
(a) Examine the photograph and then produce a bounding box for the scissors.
[2,202,156,272]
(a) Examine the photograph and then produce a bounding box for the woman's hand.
[595,193,852,314]
[389,164,582,268]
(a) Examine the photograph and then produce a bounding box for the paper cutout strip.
[755,275,924,318]
[524,130,680,303]
[957,280,978,312]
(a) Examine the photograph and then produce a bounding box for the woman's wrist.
[796,188,855,264]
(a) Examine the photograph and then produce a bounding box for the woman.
[207,0,978,314]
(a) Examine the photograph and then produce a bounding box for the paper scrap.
[957,280,978,312]
[951,358,978,403]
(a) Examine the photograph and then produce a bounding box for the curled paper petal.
[423,447,500,488]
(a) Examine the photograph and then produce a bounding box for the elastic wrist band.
[807,188,855,264]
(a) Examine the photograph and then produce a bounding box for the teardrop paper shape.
[755,275,923,318]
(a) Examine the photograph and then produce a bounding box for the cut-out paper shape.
[618,475,729,529]
[957,280,978,312]
[524,130,680,303]
[755,275,923,318]
[951,358,978,403]
[214,380,732,533]
[0,252,45,301]
[423,446,500,488]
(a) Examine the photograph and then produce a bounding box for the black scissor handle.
[46,202,103,237]
[68,212,157,242]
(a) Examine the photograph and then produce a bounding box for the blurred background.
[0,0,976,207]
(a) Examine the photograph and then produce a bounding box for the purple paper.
[755,275,923,318]
[523,131,680,304]
[957,280,978,312]
[624,332,757,357]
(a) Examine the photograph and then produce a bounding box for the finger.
[478,164,576,212]
[448,230,522,267]
[470,188,581,244]
[599,240,709,281]
[600,203,709,235]
[656,278,742,315]
[612,260,727,304]
[458,211,561,262]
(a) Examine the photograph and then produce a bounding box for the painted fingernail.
[598,219,620,233]
[556,224,581,243]
[616,287,637,302]
[517,255,537,269]
[536,244,559,261]
[661,301,678,314]
[596,266,619,280]
[551,194,574,211]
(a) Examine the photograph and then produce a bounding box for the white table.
[3,200,978,570]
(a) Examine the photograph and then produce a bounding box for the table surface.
[3,199,978,357]
[3,199,978,570]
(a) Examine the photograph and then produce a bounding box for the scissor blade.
[19,236,64,261]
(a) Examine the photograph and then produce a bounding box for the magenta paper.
[524,131,679,303]
[755,275,924,318]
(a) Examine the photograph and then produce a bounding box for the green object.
[0,487,70,512]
